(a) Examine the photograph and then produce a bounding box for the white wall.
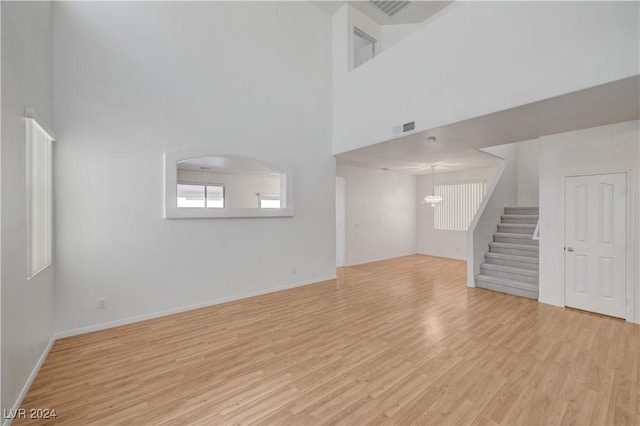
[340,5,381,72]
[516,139,539,207]
[467,144,519,286]
[538,121,639,323]
[379,23,422,52]
[418,166,500,260]
[332,6,350,78]
[333,1,640,154]
[336,165,416,266]
[53,2,335,335]
[177,170,280,209]
[332,5,424,73]
[1,1,54,417]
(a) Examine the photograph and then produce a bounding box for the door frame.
[335,176,347,267]
[561,168,635,322]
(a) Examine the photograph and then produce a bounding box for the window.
[206,185,224,208]
[26,111,55,278]
[177,184,224,208]
[258,193,280,209]
[353,27,376,68]
[434,181,486,231]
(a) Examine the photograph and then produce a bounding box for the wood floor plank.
[15,255,640,425]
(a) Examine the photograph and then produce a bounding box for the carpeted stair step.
[501,214,539,225]
[475,274,539,299]
[480,263,539,284]
[504,206,539,215]
[484,252,538,270]
[497,223,536,235]
[494,232,539,246]
[489,242,539,258]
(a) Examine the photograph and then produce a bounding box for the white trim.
[537,297,564,307]
[166,206,294,219]
[24,107,55,141]
[532,220,540,241]
[344,253,417,268]
[2,336,56,426]
[55,275,336,339]
[560,168,636,323]
[335,176,347,267]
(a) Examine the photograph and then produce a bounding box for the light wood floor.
[17,255,639,425]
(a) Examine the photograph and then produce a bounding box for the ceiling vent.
[368,1,411,18]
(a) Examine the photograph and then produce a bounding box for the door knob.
[567,247,574,252]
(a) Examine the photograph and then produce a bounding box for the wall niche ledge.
[164,149,294,219]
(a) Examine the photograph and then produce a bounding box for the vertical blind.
[26,117,54,278]
[434,181,486,231]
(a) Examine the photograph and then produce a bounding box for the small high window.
[353,27,376,68]
[177,184,224,208]
[258,193,280,209]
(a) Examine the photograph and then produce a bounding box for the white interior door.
[564,173,627,318]
[336,177,346,267]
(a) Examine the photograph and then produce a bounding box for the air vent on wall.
[392,121,416,136]
[369,1,411,18]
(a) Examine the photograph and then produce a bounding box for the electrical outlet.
[98,298,107,309]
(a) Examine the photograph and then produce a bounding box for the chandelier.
[423,164,443,207]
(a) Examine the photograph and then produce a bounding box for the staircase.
[476,207,539,299]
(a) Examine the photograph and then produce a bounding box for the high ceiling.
[336,76,640,175]
[311,1,453,25]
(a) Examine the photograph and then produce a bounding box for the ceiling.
[336,75,640,174]
[177,156,279,176]
[311,1,453,25]
[337,148,501,174]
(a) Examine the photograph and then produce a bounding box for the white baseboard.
[537,297,564,307]
[345,252,417,267]
[538,297,640,323]
[2,336,56,426]
[417,249,467,262]
[56,275,337,339]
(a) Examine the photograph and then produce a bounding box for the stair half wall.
[476,207,539,299]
